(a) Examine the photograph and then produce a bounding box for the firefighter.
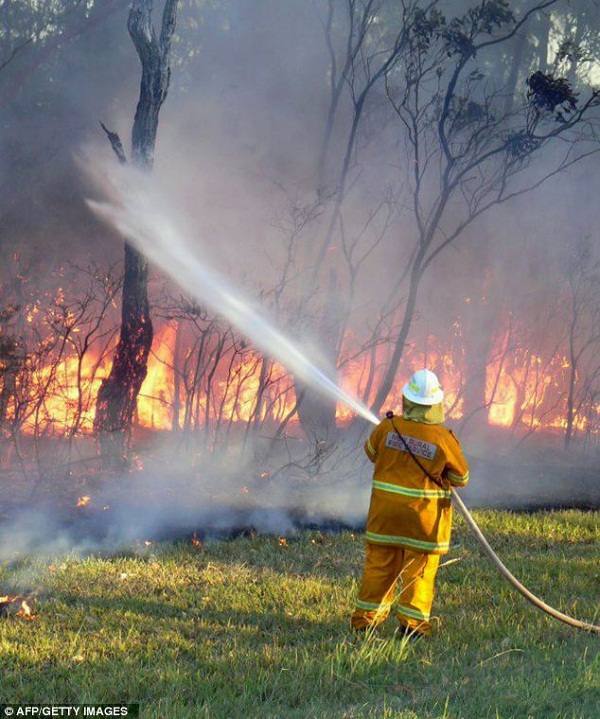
[351,369,469,637]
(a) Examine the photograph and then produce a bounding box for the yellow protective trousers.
[351,543,440,634]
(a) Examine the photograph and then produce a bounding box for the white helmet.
[402,369,444,406]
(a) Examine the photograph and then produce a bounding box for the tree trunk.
[370,263,424,415]
[94,0,178,468]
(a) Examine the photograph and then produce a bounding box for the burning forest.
[1,269,599,450]
[1,238,599,549]
[1,0,600,552]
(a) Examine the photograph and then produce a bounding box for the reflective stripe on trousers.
[351,543,441,634]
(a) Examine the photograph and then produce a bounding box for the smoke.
[1,1,599,565]
[4,1,597,330]
[0,437,372,565]
[2,433,597,567]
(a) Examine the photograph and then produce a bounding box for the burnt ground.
[0,429,598,555]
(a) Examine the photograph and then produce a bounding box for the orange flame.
[0,595,37,620]
[8,316,597,439]
[17,599,36,620]
[190,533,203,547]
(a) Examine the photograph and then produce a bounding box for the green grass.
[1,510,598,718]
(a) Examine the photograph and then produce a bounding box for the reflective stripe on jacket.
[364,415,469,554]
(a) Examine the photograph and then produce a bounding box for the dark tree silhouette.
[94,0,179,467]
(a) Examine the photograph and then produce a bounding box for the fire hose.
[386,412,600,634]
[451,490,600,634]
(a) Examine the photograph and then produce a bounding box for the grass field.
[0,509,598,718]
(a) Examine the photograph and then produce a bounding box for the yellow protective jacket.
[364,413,469,554]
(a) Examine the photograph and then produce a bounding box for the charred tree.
[94,0,179,468]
